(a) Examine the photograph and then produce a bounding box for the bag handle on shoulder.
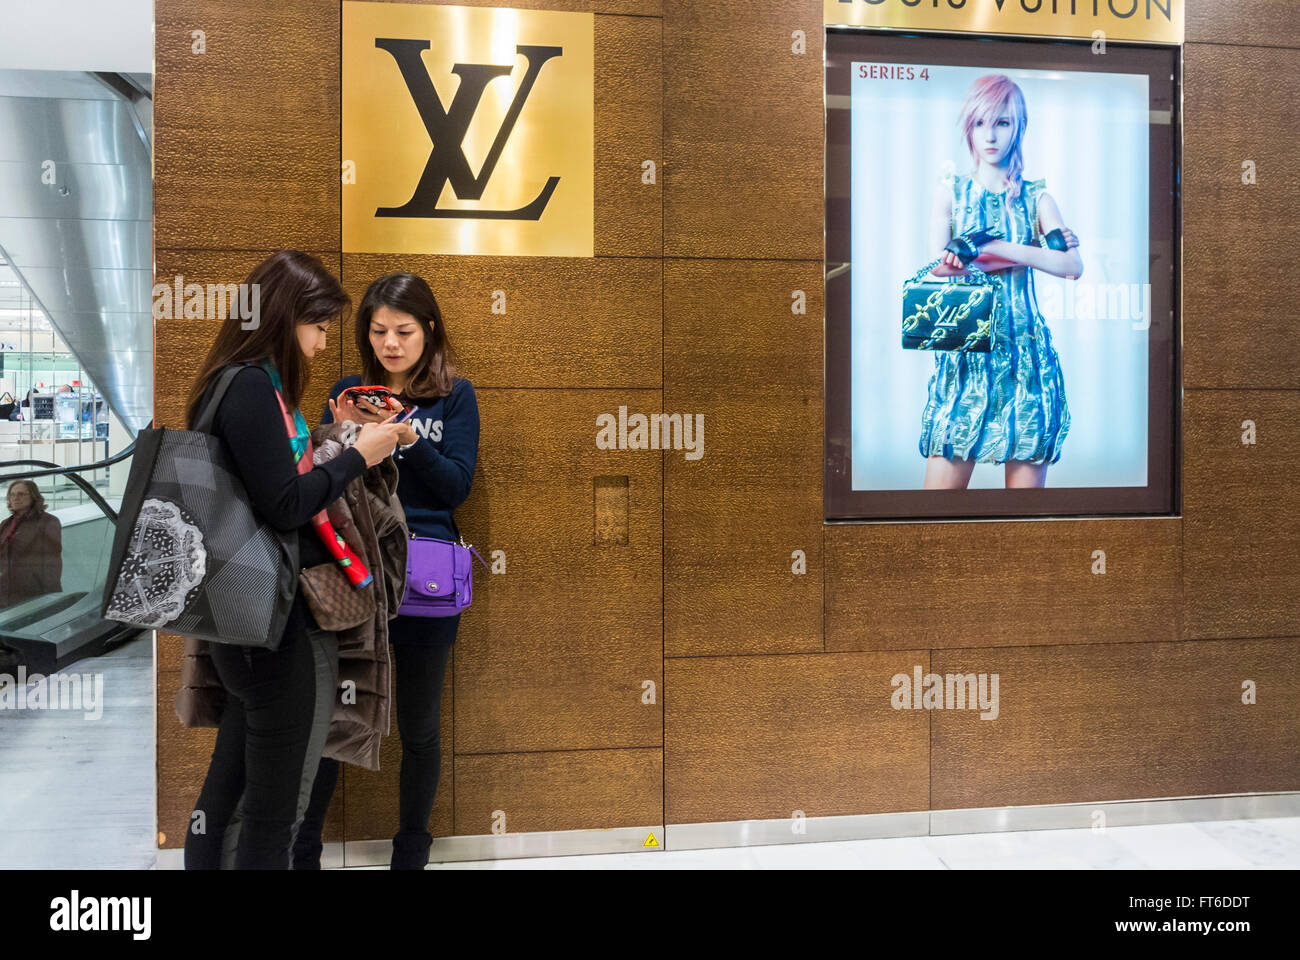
[192,362,251,434]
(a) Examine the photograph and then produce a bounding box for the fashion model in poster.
[919,74,1083,490]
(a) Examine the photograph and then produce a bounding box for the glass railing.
[0,447,140,673]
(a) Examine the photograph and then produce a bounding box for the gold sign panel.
[343,2,594,257]
[825,0,1184,45]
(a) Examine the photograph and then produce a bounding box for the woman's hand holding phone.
[392,407,418,446]
[354,416,404,466]
[332,385,413,452]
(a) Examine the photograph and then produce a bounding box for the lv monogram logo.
[934,304,959,329]
[374,38,563,220]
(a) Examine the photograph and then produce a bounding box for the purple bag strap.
[418,534,488,570]
[447,510,487,570]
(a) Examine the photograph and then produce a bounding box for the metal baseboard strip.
[152,792,1300,868]
[671,793,1300,852]
[343,825,667,867]
[928,791,1300,836]
[153,843,348,870]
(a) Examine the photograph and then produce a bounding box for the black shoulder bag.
[101,363,299,648]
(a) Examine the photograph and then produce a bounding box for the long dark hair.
[355,272,456,402]
[184,250,350,427]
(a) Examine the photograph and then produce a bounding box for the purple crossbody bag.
[398,534,489,618]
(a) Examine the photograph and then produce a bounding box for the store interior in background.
[0,65,151,671]
[0,258,132,509]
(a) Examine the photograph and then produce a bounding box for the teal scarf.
[261,360,310,463]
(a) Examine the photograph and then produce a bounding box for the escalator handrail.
[0,435,141,522]
[0,458,121,522]
[0,435,139,481]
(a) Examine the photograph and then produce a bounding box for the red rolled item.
[312,513,373,588]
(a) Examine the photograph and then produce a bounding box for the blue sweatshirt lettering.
[322,375,480,542]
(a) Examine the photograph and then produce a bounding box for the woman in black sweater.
[182,250,404,869]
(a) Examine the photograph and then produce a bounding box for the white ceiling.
[0,0,153,75]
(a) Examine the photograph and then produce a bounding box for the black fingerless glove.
[1042,228,1069,251]
[944,228,1003,268]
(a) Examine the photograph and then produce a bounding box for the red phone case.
[341,385,399,410]
[340,384,415,420]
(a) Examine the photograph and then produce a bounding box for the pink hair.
[958,74,1028,200]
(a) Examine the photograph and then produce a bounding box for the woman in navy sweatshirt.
[292,271,480,870]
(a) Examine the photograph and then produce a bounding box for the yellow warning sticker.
[643,832,659,848]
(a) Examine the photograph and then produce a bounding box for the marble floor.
[4,637,1300,870]
[0,634,156,870]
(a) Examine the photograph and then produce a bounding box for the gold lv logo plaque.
[343,3,594,256]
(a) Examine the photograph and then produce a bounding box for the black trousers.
[184,601,339,870]
[293,613,458,870]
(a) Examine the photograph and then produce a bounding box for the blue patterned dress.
[918,174,1070,465]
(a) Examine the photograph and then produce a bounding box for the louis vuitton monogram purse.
[901,230,1005,353]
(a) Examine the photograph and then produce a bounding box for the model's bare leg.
[1005,460,1048,488]
[924,455,976,490]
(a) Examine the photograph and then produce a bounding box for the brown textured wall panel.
[157,632,185,674]
[663,0,823,258]
[156,669,215,849]
[156,670,347,850]
[1184,389,1300,638]
[595,13,662,256]
[664,259,823,657]
[826,518,1182,651]
[154,0,1300,839]
[931,638,1300,810]
[340,255,660,389]
[452,388,662,754]
[665,651,930,824]
[154,0,340,250]
[1187,0,1300,48]
[341,650,453,841]
[454,748,661,834]
[154,249,343,429]
[1184,43,1300,388]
